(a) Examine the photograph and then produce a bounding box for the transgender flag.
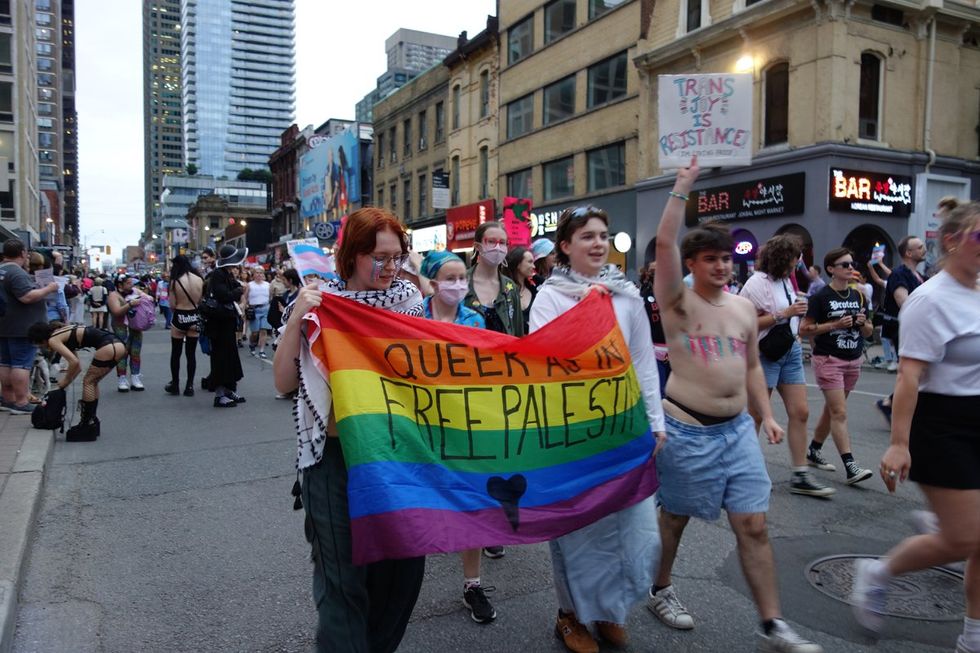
[291,243,337,280]
[307,291,658,564]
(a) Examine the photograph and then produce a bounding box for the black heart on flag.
[486,474,527,532]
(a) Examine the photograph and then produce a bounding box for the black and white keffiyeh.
[544,264,641,300]
[293,277,423,469]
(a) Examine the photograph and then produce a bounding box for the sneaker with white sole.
[844,460,873,485]
[790,472,835,497]
[6,403,34,415]
[130,374,145,391]
[756,619,823,653]
[117,376,130,393]
[646,585,694,630]
[851,558,888,632]
[886,361,898,372]
[957,635,980,653]
[806,447,836,472]
[462,584,497,623]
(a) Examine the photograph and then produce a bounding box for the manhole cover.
[806,555,964,622]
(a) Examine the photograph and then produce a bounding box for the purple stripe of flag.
[348,458,658,565]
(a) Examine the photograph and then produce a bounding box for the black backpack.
[32,388,66,431]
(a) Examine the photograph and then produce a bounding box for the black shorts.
[172,309,201,332]
[909,393,980,489]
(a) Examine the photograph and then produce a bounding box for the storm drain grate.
[805,554,964,622]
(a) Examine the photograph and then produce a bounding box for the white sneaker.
[851,559,888,632]
[117,376,130,392]
[130,374,145,391]
[957,635,980,653]
[886,361,898,372]
[757,619,823,653]
[647,585,694,630]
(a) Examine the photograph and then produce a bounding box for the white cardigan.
[529,286,665,434]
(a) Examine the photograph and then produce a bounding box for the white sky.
[75,0,495,256]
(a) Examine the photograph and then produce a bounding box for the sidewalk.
[0,412,54,653]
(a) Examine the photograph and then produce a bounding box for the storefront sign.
[658,73,753,168]
[446,199,494,250]
[828,169,913,217]
[530,209,561,237]
[684,173,806,227]
[410,225,447,253]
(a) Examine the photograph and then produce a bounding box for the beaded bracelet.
[668,191,689,202]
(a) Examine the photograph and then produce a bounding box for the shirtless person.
[166,254,204,397]
[648,157,822,653]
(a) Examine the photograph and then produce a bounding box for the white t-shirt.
[247,280,270,306]
[739,271,799,338]
[899,270,980,396]
[529,285,665,433]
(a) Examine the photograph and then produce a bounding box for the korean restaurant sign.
[658,73,753,168]
[683,173,806,227]
[828,168,914,217]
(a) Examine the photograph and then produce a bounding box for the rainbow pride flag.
[310,291,658,564]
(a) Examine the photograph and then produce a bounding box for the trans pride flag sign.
[309,291,658,564]
[287,238,337,280]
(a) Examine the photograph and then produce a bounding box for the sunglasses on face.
[568,205,608,221]
[370,253,409,269]
[832,261,855,269]
[969,230,980,243]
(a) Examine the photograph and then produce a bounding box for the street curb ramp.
[0,427,54,653]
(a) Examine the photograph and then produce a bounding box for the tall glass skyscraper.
[180,0,294,180]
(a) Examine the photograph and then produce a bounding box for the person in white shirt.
[243,266,271,359]
[530,205,664,653]
[852,203,980,652]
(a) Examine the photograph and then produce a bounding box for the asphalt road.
[12,328,961,652]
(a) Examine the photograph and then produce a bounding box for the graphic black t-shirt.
[806,285,866,360]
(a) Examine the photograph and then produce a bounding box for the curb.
[0,426,54,653]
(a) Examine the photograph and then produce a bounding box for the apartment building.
[497,0,646,271]
[634,0,980,275]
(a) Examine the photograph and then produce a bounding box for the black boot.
[165,379,180,395]
[66,399,100,442]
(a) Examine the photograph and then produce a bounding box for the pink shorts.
[811,355,862,392]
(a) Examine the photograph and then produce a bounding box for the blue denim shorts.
[0,337,38,370]
[760,339,806,388]
[247,303,270,332]
[656,412,772,520]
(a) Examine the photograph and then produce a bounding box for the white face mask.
[435,279,469,306]
[479,244,507,267]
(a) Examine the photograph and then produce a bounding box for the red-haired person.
[273,207,426,653]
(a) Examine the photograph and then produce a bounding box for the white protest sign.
[657,73,753,168]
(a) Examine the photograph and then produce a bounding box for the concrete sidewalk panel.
[11,430,54,475]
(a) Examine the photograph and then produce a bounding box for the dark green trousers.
[302,438,425,653]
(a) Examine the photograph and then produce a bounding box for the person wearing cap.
[531,238,557,283]
[206,244,247,407]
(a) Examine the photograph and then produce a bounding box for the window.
[544,157,574,200]
[479,146,489,199]
[418,173,427,215]
[507,93,534,139]
[589,0,627,18]
[0,0,10,25]
[418,109,427,150]
[452,85,460,130]
[587,52,627,108]
[764,62,789,146]
[404,179,412,219]
[388,127,396,162]
[686,0,703,31]
[0,33,11,74]
[376,132,384,168]
[390,183,397,212]
[0,82,11,122]
[451,156,460,206]
[508,16,533,65]
[403,118,411,156]
[544,75,575,124]
[377,187,383,207]
[545,0,576,43]
[508,168,532,198]
[859,52,882,140]
[587,142,625,191]
[480,71,490,118]
[871,4,904,26]
[435,102,445,142]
